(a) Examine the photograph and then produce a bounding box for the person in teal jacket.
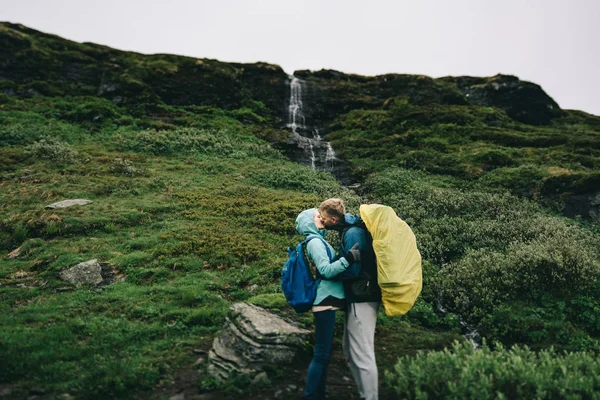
[295,208,360,400]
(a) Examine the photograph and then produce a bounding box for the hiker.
[295,208,361,400]
[317,198,381,400]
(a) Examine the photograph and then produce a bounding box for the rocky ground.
[150,343,387,400]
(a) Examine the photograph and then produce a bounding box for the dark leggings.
[304,309,337,400]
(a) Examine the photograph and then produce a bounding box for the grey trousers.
[343,302,380,400]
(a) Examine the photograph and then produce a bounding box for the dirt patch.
[146,340,399,400]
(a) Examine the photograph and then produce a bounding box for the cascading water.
[287,77,305,132]
[285,76,341,174]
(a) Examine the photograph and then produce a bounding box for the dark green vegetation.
[385,341,600,399]
[1,22,600,399]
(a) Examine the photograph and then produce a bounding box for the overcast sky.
[2,0,599,115]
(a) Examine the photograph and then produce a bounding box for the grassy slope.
[2,22,600,399]
[0,95,459,399]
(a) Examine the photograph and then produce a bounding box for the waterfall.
[325,143,336,168]
[287,77,306,132]
[285,76,338,172]
[314,128,337,169]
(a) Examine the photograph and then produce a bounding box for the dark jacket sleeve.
[332,226,367,280]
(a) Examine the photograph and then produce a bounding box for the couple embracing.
[295,198,381,400]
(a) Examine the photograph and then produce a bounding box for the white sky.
[2,0,599,116]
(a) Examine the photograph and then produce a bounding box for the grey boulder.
[207,302,310,381]
[59,259,103,287]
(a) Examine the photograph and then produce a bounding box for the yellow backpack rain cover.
[359,204,422,316]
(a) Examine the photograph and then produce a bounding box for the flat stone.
[45,199,93,209]
[59,259,103,287]
[230,302,310,346]
[207,302,311,382]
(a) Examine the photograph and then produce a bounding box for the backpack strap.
[304,234,334,262]
[302,235,334,280]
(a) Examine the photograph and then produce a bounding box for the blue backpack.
[281,235,334,313]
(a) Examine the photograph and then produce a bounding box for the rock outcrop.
[443,74,563,125]
[0,22,288,119]
[207,302,311,381]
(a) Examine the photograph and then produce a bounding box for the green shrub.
[11,224,29,247]
[479,164,548,196]
[437,230,600,322]
[109,158,148,177]
[0,122,46,146]
[385,341,600,399]
[365,167,600,344]
[251,166,339,193]
[540,172,600,196]
[231,106,266,124]
[184,306,228,327]
[62,97,121,124]
[122,127,280,159]
[28,137,77,165]
[478,299,600,351]
[404,298,460,331]
[473,149,517,170]
[569,293,600,336]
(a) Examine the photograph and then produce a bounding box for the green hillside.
[1,22,600,399]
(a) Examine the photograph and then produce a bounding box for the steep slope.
[0,22,289,118]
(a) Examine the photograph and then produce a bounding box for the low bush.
[0,123,44,146]
[251,166,340,193]
[61,97,121,124]
[472,149,517,170]
[28,137,77,165]
[385,341,600,399]
[121,127,280,159]
[436,225,600,323]
[478,300,600,351]
[479,164,548,197]
[109,158,148,177]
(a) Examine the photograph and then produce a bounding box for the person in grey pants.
[317,198,382,400]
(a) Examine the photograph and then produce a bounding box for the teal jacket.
[295,208,349,305]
